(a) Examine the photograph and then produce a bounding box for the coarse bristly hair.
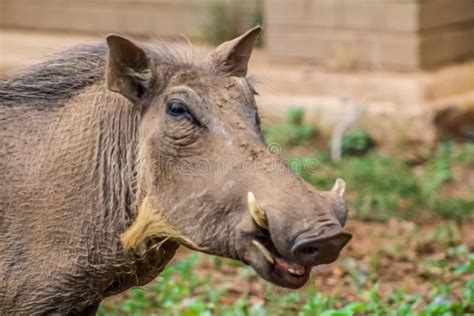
[0,39,214,108]
[0,44,107,107]
[121,196,202,251]
[0,38,250,252]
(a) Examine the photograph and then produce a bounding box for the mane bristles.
[121,196,201,251]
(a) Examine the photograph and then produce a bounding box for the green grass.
[263,107,317,147]
[288,142,474,222]
[99,244,474,315]
[263,108,473,221]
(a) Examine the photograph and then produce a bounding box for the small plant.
[340,128,375,157]
[418,142,474,221]
[263,107,317,147]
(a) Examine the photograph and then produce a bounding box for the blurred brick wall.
[1,0,473,70]
[0,0,259,40]
[264,0,474,70]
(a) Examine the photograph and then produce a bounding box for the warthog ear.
[106,34,154,103]
[206,26,262,77]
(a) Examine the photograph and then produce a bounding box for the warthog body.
[0,27,351,314]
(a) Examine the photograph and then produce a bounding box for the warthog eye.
[166,99,190,118]
[165,97,203,128]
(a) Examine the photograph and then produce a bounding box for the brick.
[266,25,421,70]
[418,0,474,30]
[264,0,474,70]
[265,0,420,32]
[419,26,474,68]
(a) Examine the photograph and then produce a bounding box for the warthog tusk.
[252,240,274,264]
[248,192,268,229]
[331,178,346,197]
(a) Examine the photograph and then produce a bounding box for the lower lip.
[274,257,307,277]
[249,239,310,287]
[273,261,310,287]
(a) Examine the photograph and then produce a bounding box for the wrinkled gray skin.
[0,27,351,315]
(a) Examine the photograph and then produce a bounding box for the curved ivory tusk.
[252,240,274,264]
[331,178,346,197]
[247,192,268,229]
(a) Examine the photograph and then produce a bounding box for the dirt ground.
[190,219,474,300]
[100,218,474,312]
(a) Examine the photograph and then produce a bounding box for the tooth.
[252,240,274,264]
[288,267,305,276]
[331,178,346,197]
[248,192,268,229]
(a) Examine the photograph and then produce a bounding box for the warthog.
[0,27,351,314]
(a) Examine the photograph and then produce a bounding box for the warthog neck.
[0,55,175,313]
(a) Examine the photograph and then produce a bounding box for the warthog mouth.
[243,190,351,289]
[246,229,311,289]
[243,191,310,288]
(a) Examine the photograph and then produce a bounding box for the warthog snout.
[290,225,352,266]
[240,178,352,289]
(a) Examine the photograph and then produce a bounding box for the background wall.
[2,0,473,70]
[265,0,474,70]
[0,0,261,42]
[1,0,473,147]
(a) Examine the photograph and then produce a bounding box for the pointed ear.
[205,26,262,77]
[106,34,154,103]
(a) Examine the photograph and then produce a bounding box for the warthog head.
[110,27,351,289]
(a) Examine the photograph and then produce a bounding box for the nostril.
[291,228,352,266]
[301,246,319,257]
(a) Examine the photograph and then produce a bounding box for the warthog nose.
[291,226,352,266]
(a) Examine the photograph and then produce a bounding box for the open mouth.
[244,191,311,288]
[243,190,350,289]
[250,231,311,289]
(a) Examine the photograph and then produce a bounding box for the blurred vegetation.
[261,107,474,222]
[99,244,473,315]
[203,0,263,45]
[339,129,375,157]
[263,107,317,147]
[100,108,473,315]
[287,137,474,223]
